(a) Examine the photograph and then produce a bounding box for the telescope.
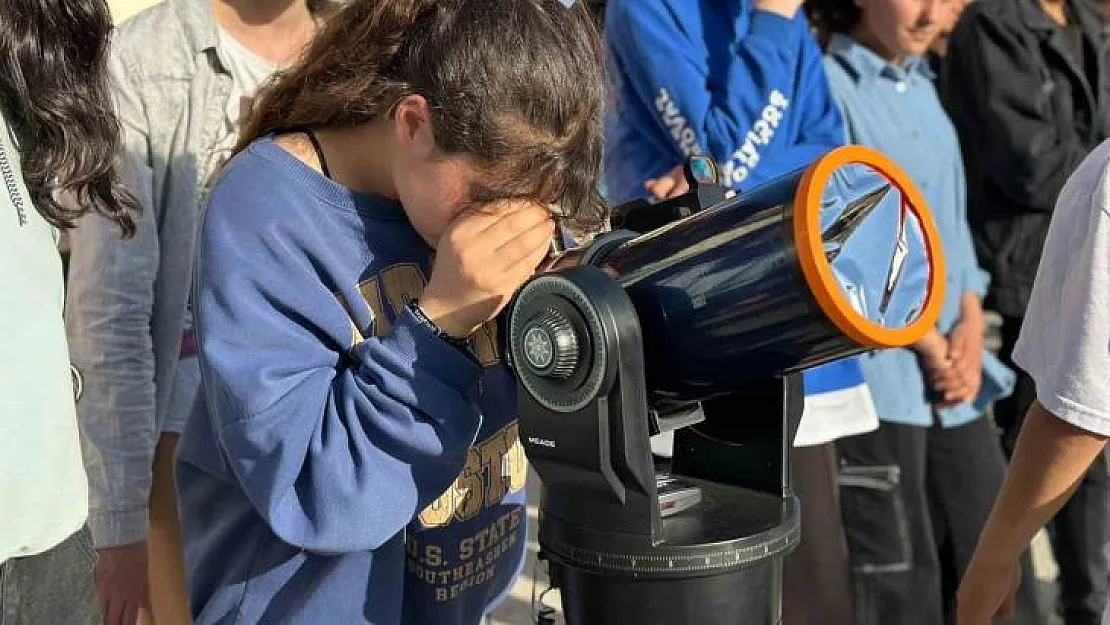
[503,146,947,625]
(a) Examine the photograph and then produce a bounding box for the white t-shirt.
[0,113,88,563]
[1012,140,1110,436]
[794,384,879,447]
[210,28,280,171]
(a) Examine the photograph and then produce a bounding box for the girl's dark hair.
[0,0,138,236]
[238,0,607,233]
[805,0,861,48]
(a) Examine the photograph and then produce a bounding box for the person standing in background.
[65,1,330,622]
[941,1,1110,622]
[927,0,968,60]
[955,137,1110,625]
[808,0,1016,622]
[0,0,138,622]
[602,3,877,624]
[603,0,844,204]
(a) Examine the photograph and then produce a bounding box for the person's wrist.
[411,295,472,340]
[960,294,985,325]
[913,328,945,357]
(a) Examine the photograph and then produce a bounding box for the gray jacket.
[65,0,232,549]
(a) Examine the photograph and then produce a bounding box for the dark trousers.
[837,417,1007,625]
[0,526,100,625]
[998,315,1110,625]
[783,443,854,625]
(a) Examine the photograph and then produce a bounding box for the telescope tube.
[598,146,946,401]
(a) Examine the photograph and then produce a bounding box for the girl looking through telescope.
[174,1,606,623]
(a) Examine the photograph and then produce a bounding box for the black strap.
[302,128,332,179]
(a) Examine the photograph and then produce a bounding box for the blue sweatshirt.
[175,138,527,625]
[603,0,844,205]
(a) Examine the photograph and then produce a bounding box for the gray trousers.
[0,526,100,625]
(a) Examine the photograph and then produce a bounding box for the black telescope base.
[557,558,785,625]
[540,481,800,625]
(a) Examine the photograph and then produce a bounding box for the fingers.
[646,176,676,200]
[105,596,126,625]
[496,218,556,271]
[121,601,140,625]
[450,199,547,244]
[997,591,1016,620]
[669,176,691,198]
[998,569,1020,620]
[471,202,551,252]
[645,164,689,200]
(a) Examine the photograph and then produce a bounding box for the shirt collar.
[827,33,934,84]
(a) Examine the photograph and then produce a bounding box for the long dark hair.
[805,0,861,48]
[238,0,607,234]
[0,0,137,236]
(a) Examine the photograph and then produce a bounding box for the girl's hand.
[420,200,554,338]
[946,320,984,405]
[915,329,966,408]
[957,555,1020,625]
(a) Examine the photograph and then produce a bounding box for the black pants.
[782,443,853,625]
[997,315,1110,625]
[838,417,1007,625]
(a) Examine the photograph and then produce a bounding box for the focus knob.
[521,308,579,380]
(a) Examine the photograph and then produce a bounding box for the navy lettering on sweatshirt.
[176,137,527,625]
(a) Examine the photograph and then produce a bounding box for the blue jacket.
[176,138,527,624]
[603,0,844,205]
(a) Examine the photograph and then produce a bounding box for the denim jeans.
[0,526,100,625]
[998,315,1110,625]
[837,416,1007,625]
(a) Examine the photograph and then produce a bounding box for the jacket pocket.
[838,464,912,575]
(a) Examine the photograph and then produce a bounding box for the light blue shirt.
[823,34,1014,428]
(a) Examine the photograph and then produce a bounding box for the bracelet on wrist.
[407,300,473,353]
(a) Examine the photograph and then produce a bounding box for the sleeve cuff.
[1038,392,1110,438]
[357,308,484,395]
[965,268,990,298]
[88,508,149,549]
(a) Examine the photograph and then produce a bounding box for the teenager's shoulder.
[210,140,314,198]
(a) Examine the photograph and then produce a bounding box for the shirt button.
[895,82,908,93]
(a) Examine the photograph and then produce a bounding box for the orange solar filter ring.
[793,145,946,350]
